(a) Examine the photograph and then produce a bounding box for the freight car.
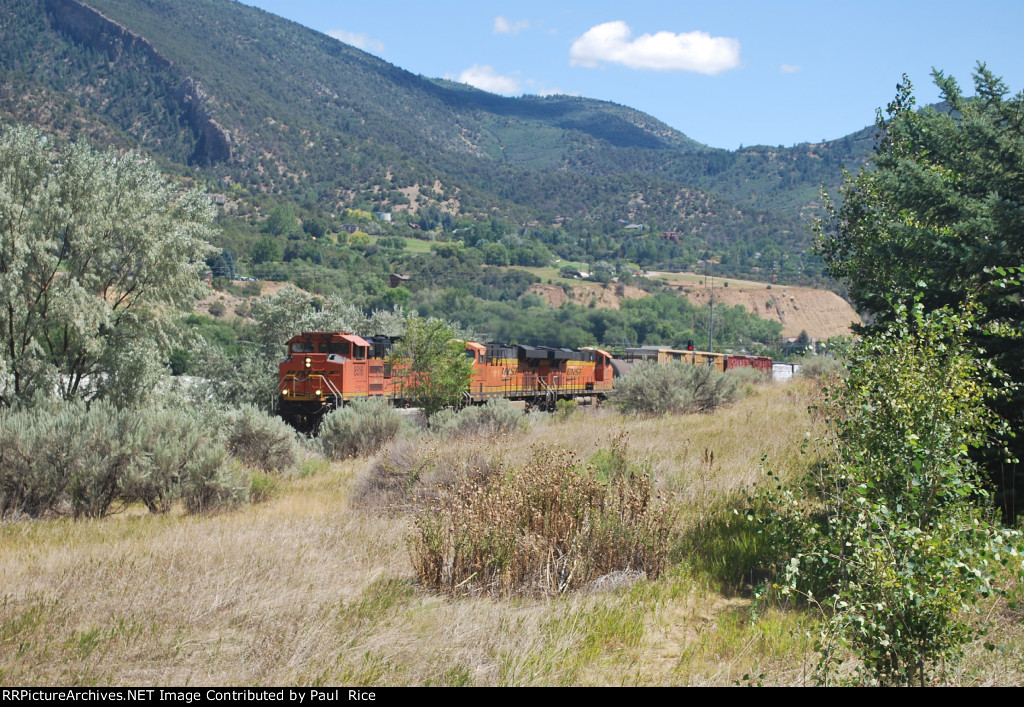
[623,346,772,376]
[277,331,616,431]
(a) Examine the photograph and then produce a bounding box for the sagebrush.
[319,398,405,459]
[0,402,245,518]
[429,399,525,438]
[611,361,739,416]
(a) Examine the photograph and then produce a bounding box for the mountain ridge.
[1,0,876,286]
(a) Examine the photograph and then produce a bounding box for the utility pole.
[707,257,715,353]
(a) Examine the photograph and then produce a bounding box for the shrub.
[749,300,1023,686]
[121,407,223,514]
[180,453,246,514]
[248,470,278,504]
[351,437,499,514]
[795,355,845,380]
[611,362,739,416]
[225,405,299,472]
[431,400,525,438]
[723,366,768,386]
[554,398,579,421]
[409,443,673,597]
[0,401,141,519]
[319,398,404,459]
[61,401,142,518]
[0,407,71,518]
[0,403,237,519]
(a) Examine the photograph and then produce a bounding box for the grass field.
[362,234,435,254]
[1,382,1020,686]
[507,262,589,286]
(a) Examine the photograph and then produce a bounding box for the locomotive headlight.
[315,389,322,396]
[281,388,289,396]
[304,357,312,368]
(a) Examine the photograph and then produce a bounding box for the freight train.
[276,331,771,431]
[276,331,616,431]
[622,345,773,375]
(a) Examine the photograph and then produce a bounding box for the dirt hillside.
[670,277,859,339]
[529,275,860,340]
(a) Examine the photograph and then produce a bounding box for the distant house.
[624,224,646,231]
[375,212,392,223]
[662,231,680,242]
[389,273,411,288]
[208,193,227,205]
[340,224,359,233]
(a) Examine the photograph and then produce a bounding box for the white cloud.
[780,63,801,74]
[454,65,523,95]
[327,29,385,56]
[569,20,740,75]
[494,16,530,35]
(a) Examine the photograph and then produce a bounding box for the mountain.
[0,0,876,285]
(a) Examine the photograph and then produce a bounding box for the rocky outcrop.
[44,0,232,164]
[176,77,233,164]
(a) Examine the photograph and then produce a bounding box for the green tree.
[251,235,283,265]
[387,317,472,419]
[302,216,327,239]
[264,204,297,236]
[754,300,1021,685]
[0,125,214,407]
[816,64,1024,518]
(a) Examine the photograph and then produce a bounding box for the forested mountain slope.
[0,0,876,284]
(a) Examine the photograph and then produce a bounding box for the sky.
[241,1,1024,150]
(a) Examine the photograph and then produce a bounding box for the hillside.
[681,280,859,340]
[526,277,858,341]
[0,0,875,287]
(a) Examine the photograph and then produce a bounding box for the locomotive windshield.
[322,341,352,356]
[291,341,315,353]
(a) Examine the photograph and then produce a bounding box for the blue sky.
[242,1,1024,150]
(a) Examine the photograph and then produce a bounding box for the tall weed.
[409,442,673,597]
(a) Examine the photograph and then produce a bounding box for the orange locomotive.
[277,331,615,431]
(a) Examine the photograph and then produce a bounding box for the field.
[1,382,1020,686]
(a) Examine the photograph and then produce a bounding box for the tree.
[0,125,215,407]
[387,317,473,419]
[208,248,237,278]
[264,204,297,236]
[251,236,283,265]
[816,64,1024,518]
[302,217,327,239]
[753,300,1022,685]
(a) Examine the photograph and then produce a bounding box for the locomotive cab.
[277,331,376,431]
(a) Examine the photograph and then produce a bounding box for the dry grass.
[1,381,1021,686]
